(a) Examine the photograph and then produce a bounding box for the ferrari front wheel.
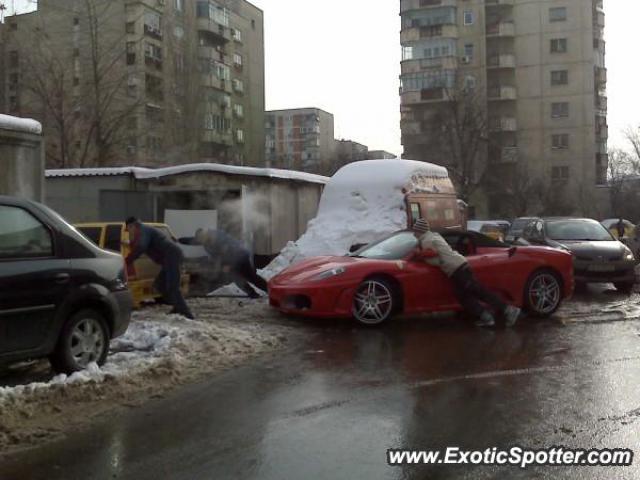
[352,278,395,326]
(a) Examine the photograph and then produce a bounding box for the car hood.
[272,256,366,284]
[553,240,627,260]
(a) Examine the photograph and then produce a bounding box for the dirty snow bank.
[260,159,449,279]
[0,298,297,453]
[0,114,42,135]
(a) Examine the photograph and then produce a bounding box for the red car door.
[469,246,524,301]
[399,259,459,314]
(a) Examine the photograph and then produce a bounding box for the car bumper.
[573,260,636,284]
[111,290,133,338]
[268,281,356,318]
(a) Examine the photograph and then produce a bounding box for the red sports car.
[268,230,574,325]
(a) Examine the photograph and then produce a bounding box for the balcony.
[200,74,232,93]
[487,54,516,69]
[196,18,231,42]
[400,0,457,13]
[595,67,607,85]
[593,9,605,27]
[489,117,517,132]
[401,55,458,74]
[486,21,515,37]
[485,0,515,7]
[201,129,233,146]
[490,146,518,163]
[198,45,228,64]
[401,24,457,43]
[595,95,607,115]
[596,122,608,139]
[401,87,451,105]
[488,85,517,100]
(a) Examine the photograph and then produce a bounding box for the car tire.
[524,270,562,317]
[352,277,396,326]
[49,309,110,374]
[614,282,635,294]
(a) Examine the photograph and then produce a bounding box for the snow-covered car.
[268,230,574,325]
[0,196,132,373]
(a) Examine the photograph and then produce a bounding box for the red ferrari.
[268,230,574,325]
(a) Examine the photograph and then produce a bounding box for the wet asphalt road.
[1,285,640,479]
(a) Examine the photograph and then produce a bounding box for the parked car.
[268,230,574,325]
[521,218,636,293]
[505,217,539,243]
[0,196,132,373]
[467,220,510,242]
[75,222,190,308]
[601,218,635,240]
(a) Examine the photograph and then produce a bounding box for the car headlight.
[312,266,346,281]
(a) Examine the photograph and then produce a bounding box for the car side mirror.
[508,246,517,258]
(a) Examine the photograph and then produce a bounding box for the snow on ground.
[0,114,42,135]
[0,298,298,453]
[260,159,449,279]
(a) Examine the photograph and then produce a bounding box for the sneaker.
[475,311,496,327]
[504,305,521,327]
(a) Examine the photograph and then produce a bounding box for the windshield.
[352,231,418,260]
[546,220,614,241]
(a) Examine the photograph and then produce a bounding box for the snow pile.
[260,159,449,279]
[0,299,295,451]
[0,114,42,135]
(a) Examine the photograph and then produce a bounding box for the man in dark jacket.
[195,228,268,298]
[125,217,194,319]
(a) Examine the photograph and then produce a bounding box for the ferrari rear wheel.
[352,278,395,325]
[524,270,562,317]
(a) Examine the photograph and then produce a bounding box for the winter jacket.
[126,224,182,266]
[418,231,467,277]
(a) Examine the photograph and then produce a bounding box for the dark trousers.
[154,250,192,316]
[450,264,506,318]
[232,255,268,298]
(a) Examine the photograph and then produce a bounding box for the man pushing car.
[412,218,520,327]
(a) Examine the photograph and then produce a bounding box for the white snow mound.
[261,159,449,279]
[0,114,43,135]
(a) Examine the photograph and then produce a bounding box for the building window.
[174,25,184,39]
[233,104,244,118]
[552,134,569,149]
[551,102,569,118]
[232,28,242,42]
[233,53,243,67]
[551,166,570,181]
[73,77,80,86]
[251,19,255,30]
[175,0,184,13]
[551,70,568,85]
[236,129,245,143]
[126,22,135,34]
[144,11,162,38]
[463,10,474,25]
[550,38,568,53]
[464,75,476,91]
[464,43,474,58]
[232,78,244,93]
[549,7,567,22]
[73,17,79,26]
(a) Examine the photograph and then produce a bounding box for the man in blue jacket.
[195,228,268,298]
[125,217,194,319]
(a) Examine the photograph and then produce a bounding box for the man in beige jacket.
[413,218,520,327]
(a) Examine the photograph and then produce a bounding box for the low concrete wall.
[0,128,45,201]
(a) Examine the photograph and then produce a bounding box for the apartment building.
[0,0,264,169]
[333,139,369,174]
[400,0,608,217]
[265,108,336,174]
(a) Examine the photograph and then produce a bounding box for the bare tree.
[485,162,547,218]
[425,83,489,204]
[16,0,141,168]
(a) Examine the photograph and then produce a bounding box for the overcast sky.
[8,0,638,156]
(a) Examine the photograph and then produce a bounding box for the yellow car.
[75,222,189,308]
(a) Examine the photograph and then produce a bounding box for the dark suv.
[0,196,132,373]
